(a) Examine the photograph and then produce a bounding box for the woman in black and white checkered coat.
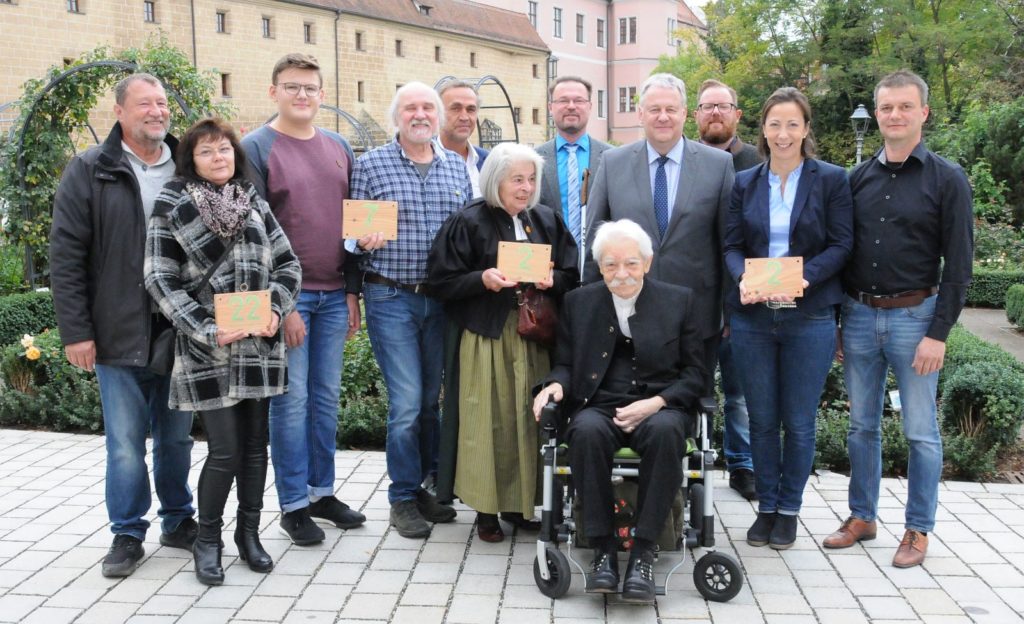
[145,118,301,587]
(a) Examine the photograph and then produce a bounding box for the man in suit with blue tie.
[586,73,734,392]
[535,76,611,250]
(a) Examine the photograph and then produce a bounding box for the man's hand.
[482,268,516,292]
[533,383,564,421]
[357,232,388,251]
[613,396,666,433]
[283,310,306,348]
[912,336,946,376]
[346,294,361,340]
[65,340,96,372]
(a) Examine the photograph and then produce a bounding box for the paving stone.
[193,584,255,609]
[446,593,501,623]
[338,592,398,620]
[235,595,296,621]
[391,605,446,624]
[291,583,352,611]
[815,607,871,624]
[860,596,919,620]
[175,607,234,624]
[399,582,452,606]
[410,561,461,583]
[18,606,82,624]
[970,562,1024,587]
[354,569,410,593]
[136,594,192,616]
[902,588,964,616]
[253,573,310,597]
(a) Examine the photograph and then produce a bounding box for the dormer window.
[413,1,431,16]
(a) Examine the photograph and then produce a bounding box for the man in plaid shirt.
[350,81,472,539]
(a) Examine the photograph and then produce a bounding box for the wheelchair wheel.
[534,544,571,598]
[693,552,742,602]
[688,483,704,530]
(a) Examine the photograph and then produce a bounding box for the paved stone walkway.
[1,429,1023,624]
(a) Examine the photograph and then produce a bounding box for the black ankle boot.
[194,521,224,586]
[234,510,273,573]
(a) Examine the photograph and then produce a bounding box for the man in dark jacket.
[49,74,196,578]
[533,219,705,603]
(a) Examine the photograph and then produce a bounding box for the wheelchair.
[532,398,743,602]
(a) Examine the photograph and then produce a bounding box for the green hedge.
[966,267,1024,307]
[0,290,56,348]
[1007,284,1024,328]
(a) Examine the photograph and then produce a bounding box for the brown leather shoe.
[476,513,505,543]
[823,516,877,549]
[892,529,928,568]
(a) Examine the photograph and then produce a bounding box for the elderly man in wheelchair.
[532,218,708,602]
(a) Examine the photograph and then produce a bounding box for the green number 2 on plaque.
[764,259,783,287]
[365,203,379,226]
[518,246,533,271]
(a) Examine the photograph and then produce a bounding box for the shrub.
[0,328,102,432]
[942,433,998,481]
[1007,285,1024,328]
[941,325,1024,389]
[338,328,388,449]
[940,360,1024,450]
[0,244,27,296]
[966,267,1024,307]
[0,290,56,348]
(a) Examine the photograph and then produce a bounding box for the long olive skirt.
[454,312,549,515]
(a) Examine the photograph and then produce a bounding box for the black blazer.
[427,197,579,339]
[724,158,853,312]
[538,278,705,414]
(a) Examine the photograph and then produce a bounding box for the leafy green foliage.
[338,327,388,448]
[965,268,1024,307]
[940,361,1024,450]
[1006,285,1024,328]
[0,290,56,348]
[0,35,233,285]
[0,328,102,432]
[0,244,28,296]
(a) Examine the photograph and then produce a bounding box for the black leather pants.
[197,399,270,527]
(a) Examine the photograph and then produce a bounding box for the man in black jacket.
[49,74,196,578]
[533,219,705,602]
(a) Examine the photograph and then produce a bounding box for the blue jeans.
[363,282,445,504]
[270,289,349,513]
[95,364,195,541]
[730,305,836,515]
[719,334,752,472]
[841,295,942,533]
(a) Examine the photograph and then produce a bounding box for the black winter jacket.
[49,123,179,366]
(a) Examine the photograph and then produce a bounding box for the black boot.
[234,402,273,572]
[193,520,224,586]
[234,510,273,572]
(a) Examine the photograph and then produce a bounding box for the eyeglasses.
[552,98,590,107]
[278,82,321,97]
[194,146,234,159]
[697,102,737,113]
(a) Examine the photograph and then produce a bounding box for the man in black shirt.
[823,70,973,568]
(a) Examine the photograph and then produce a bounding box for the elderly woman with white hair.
[428,142,579,542]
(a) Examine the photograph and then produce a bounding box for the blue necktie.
[653,155,669,238]
[566,143,581,245]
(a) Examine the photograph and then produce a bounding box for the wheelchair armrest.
[540,401,562,437]
[699,397,718,415]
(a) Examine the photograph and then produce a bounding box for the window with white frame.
[618,86,636,113]
[576,13,584,43]
[597,90,605,118]
[143,1,155,22]
[527,1,537,27]
[596,18,605,48]
[619,16,636,44]
[553,7,562,38]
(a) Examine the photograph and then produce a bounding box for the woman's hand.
[482,268,517,292]
[217,328,249,347]
[738,276,764,305]
[254,313,281,338]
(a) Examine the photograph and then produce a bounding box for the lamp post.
[850,104,872,165]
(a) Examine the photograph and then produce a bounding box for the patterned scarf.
[186,181,252,239]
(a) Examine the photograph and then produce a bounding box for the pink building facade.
[473,0,706,144]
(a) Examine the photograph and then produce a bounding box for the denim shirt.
[767,161,804,258]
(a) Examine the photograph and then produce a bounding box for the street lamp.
[850,104,872,165]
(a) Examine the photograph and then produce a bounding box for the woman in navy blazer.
[723,87,853,550]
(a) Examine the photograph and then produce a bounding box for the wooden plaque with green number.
[496,242,552,283]
[744,256,804,298]
[213,290,273,333]
[342,199,398,240]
